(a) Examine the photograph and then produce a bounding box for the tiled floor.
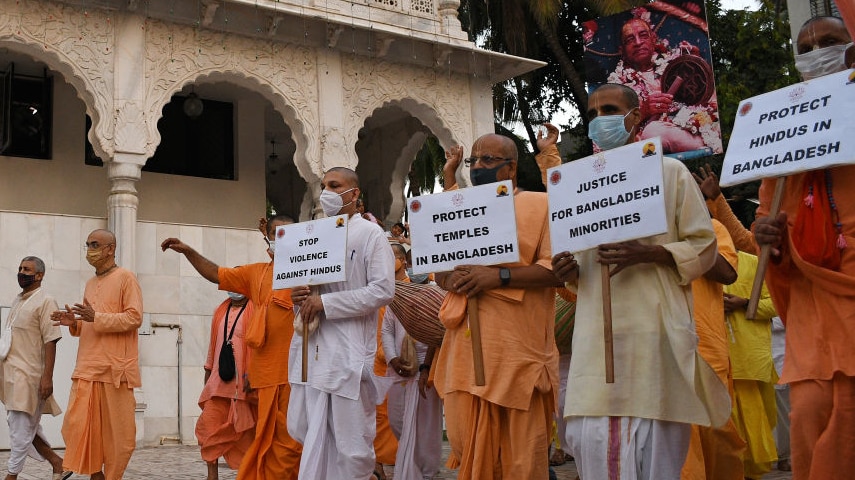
[0,443,794,479]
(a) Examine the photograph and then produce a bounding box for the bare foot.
[91,472,106,480]
[206,460,219,480]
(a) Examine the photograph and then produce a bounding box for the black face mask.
[17,273,37,289]
[470,161,510,186]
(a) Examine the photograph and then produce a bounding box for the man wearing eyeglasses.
[51,229,143,480]
[430,125,562,479]
[161,215,304,480]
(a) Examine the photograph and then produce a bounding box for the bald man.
[52,230,143,480]
[753,16,855,480]
[552,84,729,480]
[288,167,396,480]
[432,128,560,479]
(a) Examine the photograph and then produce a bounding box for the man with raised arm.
[161,215,303,480]
[430,124,560,479]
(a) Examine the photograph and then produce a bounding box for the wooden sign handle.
[468,296,486,386]
[301,286,316,383]
[747,177,786,319]
[301,316,309,382]
[602,264,615,384]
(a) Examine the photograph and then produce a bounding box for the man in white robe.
[552,84,731,480]
[288,167,396,480]
[382,307,442,480]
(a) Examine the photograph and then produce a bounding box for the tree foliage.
[409,0,799,205]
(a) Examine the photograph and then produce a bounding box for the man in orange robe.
[52,229,143,480]
[753,16,855,480]
[433,127,560,479]
[681,220,746,480]
[161,215,302,480]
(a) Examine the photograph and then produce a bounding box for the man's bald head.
[89,229,116,245]
[472,134,518,161]
[324,167,360,189]
[796,16,851,55]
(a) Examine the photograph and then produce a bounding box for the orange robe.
[373,306,399,466]
[434,190,558,480]
[62,267,143,480]
[196,299,256,469]
[757,166,855,479]
[681,220,746,480]
[219,263,302,480]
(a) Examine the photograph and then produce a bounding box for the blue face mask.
[588,110,635,150]
[469,160,511,186]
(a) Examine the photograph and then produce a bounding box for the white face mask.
[227,292,245,301]
[795,43,851,80]
[319,188,355,217]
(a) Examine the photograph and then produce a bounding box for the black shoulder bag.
[218,302,247,382]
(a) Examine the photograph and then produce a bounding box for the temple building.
[0,0,541,446]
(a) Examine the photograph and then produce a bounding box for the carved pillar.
[107,157,142,272]
[316,46,353,171]
[109,14,149,440]
[108,14,149,273]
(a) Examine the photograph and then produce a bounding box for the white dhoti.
[565,416,690,480]
[288,366,379,480]
[387,376,443,480]
[6,402,49,475]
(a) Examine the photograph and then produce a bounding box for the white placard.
[272,215,348,289]
[407,180,519,274]
[720,69,855,187]
[547,138,668,254]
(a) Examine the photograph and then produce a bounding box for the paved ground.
[0,443,794,479]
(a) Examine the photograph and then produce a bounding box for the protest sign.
[272,215,348,290]
[547,137,667,254]
[720,69,855,187]
[407,180,519,275]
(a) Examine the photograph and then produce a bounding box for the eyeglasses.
[463,156,513,168]
[83,242,114,250]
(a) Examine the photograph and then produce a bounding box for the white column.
[107,13,149,273]
[109,13,150,444]
[316,48,354,171]
[107,157,142,272]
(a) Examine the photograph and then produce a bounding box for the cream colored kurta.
[0,288,62,416]
[564,156,731,428]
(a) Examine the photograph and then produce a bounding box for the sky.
[720,0,760,11]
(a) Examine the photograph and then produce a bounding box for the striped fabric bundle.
[389,280,447,347]
[554,293,576,355]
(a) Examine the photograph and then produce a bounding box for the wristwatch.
[499,267,511,286]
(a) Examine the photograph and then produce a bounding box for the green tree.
[702,0,797,223]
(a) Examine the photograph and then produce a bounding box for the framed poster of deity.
[583,0,722,158]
